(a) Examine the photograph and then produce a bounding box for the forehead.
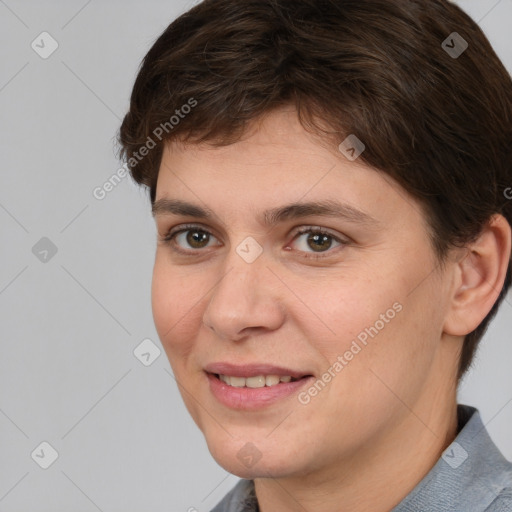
[154,108,425,233]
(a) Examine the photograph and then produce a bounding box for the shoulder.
[393,405,512,512]
[450,405,512,511]
[484,487,512,511]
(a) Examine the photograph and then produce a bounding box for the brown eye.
[162,224,220,253]
[295,228,346,252]
[290,227,348,258]
[185,229,210,248]
[306,233,334,252]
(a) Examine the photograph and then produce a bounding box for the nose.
[202,245,286,341]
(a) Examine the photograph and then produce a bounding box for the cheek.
[151,257,203,359]
[301,260,440,389]
[336,280,444,414]
[295,271,395,357]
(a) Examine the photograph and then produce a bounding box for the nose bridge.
[202,238,284,339]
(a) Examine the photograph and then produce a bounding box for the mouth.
[204,363,315,410]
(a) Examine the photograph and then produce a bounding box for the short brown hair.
[118,0,512,380]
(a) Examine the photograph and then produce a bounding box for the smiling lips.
[204,362,314,409]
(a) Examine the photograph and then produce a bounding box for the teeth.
[218,374,295,388]
[246,376,266,388]
[265,375,280,386]
[229,376,246,387]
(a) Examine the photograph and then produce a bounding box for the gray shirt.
[211,404,512,511]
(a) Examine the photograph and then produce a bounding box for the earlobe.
[443,214,512,337]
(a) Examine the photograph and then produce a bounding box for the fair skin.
[151,107,511,512]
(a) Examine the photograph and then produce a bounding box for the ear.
[443,214,511,336]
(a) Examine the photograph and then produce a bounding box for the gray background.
[0,1,511,510]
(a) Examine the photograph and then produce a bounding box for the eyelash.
[159,223,349,260]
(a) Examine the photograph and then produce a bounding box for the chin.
[206,437,304,480]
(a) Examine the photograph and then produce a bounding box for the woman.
[118,1,512,510]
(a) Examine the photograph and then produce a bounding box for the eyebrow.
[152,198,379,228]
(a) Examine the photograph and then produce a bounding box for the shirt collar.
[392,404,512,511]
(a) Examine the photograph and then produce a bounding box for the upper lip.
[204,362,311,379]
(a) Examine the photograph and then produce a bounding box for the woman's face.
[151,107,457,480]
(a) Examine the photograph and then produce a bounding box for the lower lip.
[206,372,314,410]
